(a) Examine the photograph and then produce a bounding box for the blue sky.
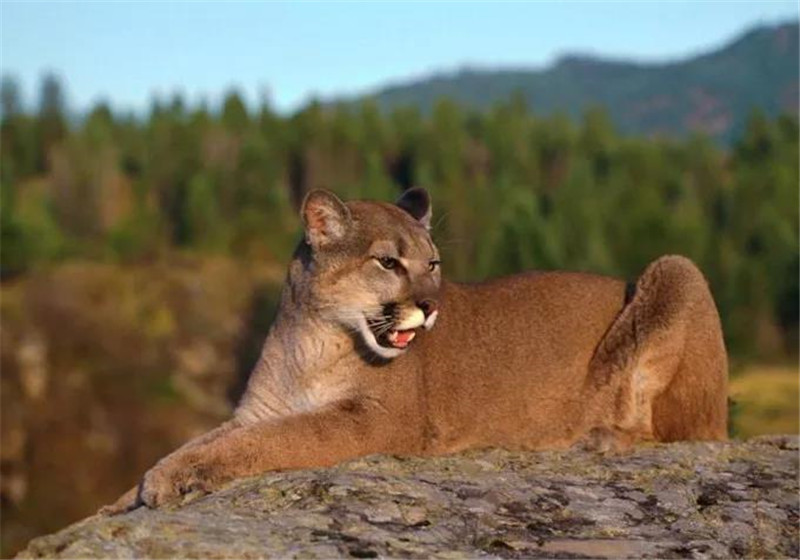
[1,1,797,114]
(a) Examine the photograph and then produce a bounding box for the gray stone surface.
[19,436,799,559]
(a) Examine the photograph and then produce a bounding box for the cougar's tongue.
[388,329,416,348]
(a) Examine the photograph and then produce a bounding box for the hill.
[360,21,799,144]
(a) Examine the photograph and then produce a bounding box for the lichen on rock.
[19,436,799,559]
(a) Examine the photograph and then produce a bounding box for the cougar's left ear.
[396,187,432,230]
[301,189,351,249]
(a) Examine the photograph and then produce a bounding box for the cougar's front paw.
[97,485,141,516]
[139,461,213,508]
[139,465,179,508]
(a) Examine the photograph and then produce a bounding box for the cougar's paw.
[576,427,635,454]
[139,466,178,508]
[139,461,214,508]
[97,486,141,516]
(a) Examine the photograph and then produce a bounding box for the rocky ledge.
[19,436,799,559]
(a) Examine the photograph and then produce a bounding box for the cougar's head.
[300,188,441,359]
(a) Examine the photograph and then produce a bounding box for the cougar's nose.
[417,299,438,318]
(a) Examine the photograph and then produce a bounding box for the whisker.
[374,324,395,336]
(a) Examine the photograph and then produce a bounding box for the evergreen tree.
[0,86,795,358]
[36,73,67,172]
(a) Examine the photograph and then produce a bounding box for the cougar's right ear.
[301,189,351,249]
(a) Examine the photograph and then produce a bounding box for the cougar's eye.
[376,256,398,270]
[428,259,441,272]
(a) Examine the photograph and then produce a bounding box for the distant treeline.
[1,75,798,358]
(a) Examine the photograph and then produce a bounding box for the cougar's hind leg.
[586,255,726,445]
[651,288,728,441]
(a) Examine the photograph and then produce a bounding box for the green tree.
[36,73,68,172]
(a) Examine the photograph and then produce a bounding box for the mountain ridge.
[349,21,799,144]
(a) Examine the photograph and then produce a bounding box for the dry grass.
[729,365,799,438]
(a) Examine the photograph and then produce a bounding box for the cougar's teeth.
[385,329,415,348]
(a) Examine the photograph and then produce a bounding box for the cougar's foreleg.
[137,398,403,508]
[99,420,240,515]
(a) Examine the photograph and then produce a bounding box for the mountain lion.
[104,187,727,513]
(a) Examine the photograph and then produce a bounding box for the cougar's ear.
[301,189,351,249]
[396,187,432,230]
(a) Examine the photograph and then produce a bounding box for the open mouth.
[357,303,433,358]
[367,318,417,349]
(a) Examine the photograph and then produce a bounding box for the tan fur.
[102,189,728,514]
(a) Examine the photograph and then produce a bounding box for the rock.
[18,436,799,559]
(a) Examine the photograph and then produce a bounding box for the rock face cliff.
[19,436,799,559]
